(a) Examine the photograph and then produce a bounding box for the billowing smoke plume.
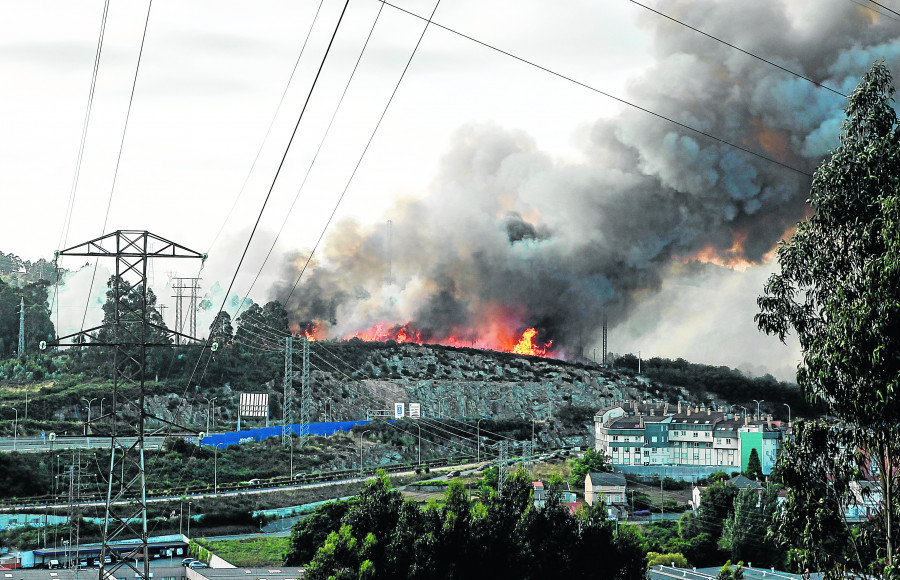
[272,0,900,363]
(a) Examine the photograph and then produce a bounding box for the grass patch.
[199,536,290,567]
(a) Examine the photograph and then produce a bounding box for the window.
[716,438,721,444]
[693,432,698,437]
[613,436,619,441]
[644,450,650,456]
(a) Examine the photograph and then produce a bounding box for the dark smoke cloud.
[273,0,900,360]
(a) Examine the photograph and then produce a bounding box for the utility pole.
[386,220,393,284]
[48,231,208,580]
[602,307,608,367]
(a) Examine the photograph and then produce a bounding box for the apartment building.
[594,401,783,473]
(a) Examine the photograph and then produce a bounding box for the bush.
[647,552,689,567]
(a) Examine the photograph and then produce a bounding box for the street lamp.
[752,399,765,421]
[358,430,371,474]
[417,423,422,466]
[783,403,791,428]
[187,501,193,538]
[214,443,224,494]
[82,397,98,444]
[439,397,452,419]
[324,398,334,423]
[202,396,218,433]
[2,406,18,451]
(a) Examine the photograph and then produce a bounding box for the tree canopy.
[757,61,900,576]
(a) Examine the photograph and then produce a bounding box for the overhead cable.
[282,0,445,309]
[626,0,846,97]
[376,0,814,179]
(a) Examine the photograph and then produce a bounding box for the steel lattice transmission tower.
[497,440,509,498]
[282,336,293,447]
[49,231,208,580]
[300,336,311,442]
[171,277,200,345]
[17,297,25,358]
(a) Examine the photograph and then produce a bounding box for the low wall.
[614,465,735,482]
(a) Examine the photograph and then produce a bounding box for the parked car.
[447,470,461,478]
[181,558,196,567]
[49,560,61,569]
[189,561,209,569]
[246,478,261,486]
[475,464,488,472]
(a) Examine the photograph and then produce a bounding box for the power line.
[626,0,846,98]
[56,0,111,256]
[76,0,155,338]
[847,0,900,22]
[376,0,814,179]
[282,0,445,310]
[52,0,111,331]
[863,0,900,18]
[186,0,352,392]
[227,1,387,321]
[205,0,328,255]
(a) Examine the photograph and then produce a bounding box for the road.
[0,435,173,453]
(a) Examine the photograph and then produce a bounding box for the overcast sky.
[5,0,896,380]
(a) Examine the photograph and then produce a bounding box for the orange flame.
[345,318,554,357]
[511,328,552,356]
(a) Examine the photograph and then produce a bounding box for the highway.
[0,435,174,453]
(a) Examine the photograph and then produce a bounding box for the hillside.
[0,339,810,447]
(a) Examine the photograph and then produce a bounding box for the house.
[532,480,577,509]
[585,472,627,519]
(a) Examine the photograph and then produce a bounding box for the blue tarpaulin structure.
[189,420,371,447]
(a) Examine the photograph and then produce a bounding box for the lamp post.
[214,443,223,494]
[358,429,371,474]
[2,406,18,451]
[202,396,218,433]
[187,501,192,538]
[417,423,421,466]
[324,398,334,423]
[82,397,98,445]
[752,399,765,421]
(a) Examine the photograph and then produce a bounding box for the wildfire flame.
[511,327,553,356]
[300,318,555,357]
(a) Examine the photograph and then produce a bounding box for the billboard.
[239,393,269,417]
[394,402,405,419]
[409,403,421,419]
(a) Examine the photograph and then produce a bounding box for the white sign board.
[239,393,269,417]
[394,402,405,419]
[409,403,421,419]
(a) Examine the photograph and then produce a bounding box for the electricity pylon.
[49,231,209,580]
